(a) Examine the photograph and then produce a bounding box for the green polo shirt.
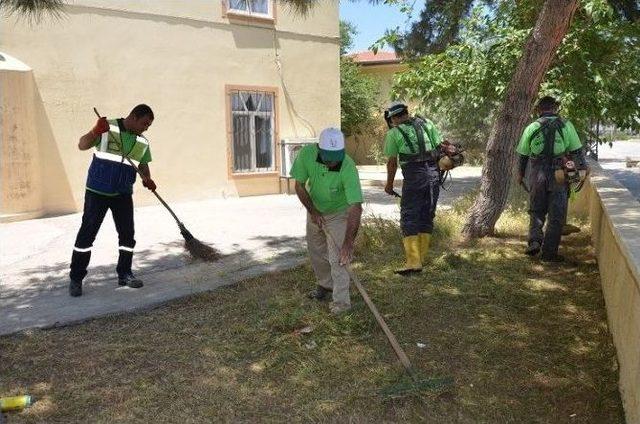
[383,118,442,165]
[290,144,363,215]
[516,116,582,157]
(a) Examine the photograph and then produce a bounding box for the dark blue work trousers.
[400,160,441,236]
[69,190,136,283]
[527,162,568,256]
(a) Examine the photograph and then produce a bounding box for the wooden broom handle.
[92,107,183,225]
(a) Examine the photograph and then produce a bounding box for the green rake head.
[379,375,454,398]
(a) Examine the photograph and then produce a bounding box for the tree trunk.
[461,0,579,239]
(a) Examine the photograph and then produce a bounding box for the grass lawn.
[1,194,624,423]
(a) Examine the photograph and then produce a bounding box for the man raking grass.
[290,128,363,315]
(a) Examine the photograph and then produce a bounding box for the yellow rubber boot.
[395,235,422,276]
[419,233,431,263]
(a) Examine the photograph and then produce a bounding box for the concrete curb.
[1,255,306,336]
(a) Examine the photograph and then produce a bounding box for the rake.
[325,229,453,397]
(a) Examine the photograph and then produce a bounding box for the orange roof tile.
[349,51,401,65]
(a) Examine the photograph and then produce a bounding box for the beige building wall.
[359,63,407,110]
[571,163,640,424]
[0,0,339,216]
[1,56,43,220]
[0,53,75,221]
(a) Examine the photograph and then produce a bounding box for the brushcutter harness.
[528,116,588,192]
[386,111,465,172]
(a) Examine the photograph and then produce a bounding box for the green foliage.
[396,0,476,56]
[0,0,65,21]
[543,0,640,137]
[341,58,381,137]
[340,20,357,56]
[340,21,380,137]
[394,0,640,146]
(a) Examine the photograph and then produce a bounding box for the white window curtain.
[228,0,270,16]
[251,0,268,14]
[231,91,275,173]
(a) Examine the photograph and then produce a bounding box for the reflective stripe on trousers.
[70,190,136,282]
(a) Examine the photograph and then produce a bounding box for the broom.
[93,108,220,262]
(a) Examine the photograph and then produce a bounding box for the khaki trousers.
[306,210,350,309]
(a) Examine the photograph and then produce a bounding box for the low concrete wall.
[572,161,640,424]
[0,54,44,221]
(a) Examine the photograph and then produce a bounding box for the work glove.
[91,117,110,137]
[142,178,157,192]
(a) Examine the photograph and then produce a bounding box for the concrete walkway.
[0,167,482,335]
[597,140,640,201]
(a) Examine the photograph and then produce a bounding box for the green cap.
[319,148,345,163]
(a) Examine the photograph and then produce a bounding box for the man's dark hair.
[130,104,154,120]
[537,96,559,112]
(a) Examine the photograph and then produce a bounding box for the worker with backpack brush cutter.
[382,101,461,275]
[516,96,588,262]
[69,104,157,297]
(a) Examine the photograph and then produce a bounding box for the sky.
[339,0,426,54]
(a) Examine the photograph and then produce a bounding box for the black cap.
[537,96,559,111]
[387,101,408,118]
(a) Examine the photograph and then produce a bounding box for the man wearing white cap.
[290,128,363,314]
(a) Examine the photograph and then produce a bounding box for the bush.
[341,58,380,137]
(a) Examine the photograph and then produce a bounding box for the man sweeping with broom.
[69,104,156,297]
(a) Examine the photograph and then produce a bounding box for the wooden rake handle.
[324,228,416,377]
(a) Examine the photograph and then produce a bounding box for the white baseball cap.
[318,127,345,162]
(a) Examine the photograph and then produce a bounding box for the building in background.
[345,50,407,164]
[0,0,339,221]
[350,50,405,107]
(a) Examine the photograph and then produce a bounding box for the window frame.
[225,85,280,178]
[222,0,276,23]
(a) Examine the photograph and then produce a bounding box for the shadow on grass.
[0,216,624,423]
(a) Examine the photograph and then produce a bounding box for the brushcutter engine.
[437,140,465,171]
[554,156,588,192]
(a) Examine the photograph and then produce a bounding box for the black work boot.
[562,224,581,236]
[541,253,565,263]
[118,272,144,288]
[69,279,83,297]
[308,285,331,301]
[525,241,541,256]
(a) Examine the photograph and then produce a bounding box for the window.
[227,0,272,18]
[230,90,276,174]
